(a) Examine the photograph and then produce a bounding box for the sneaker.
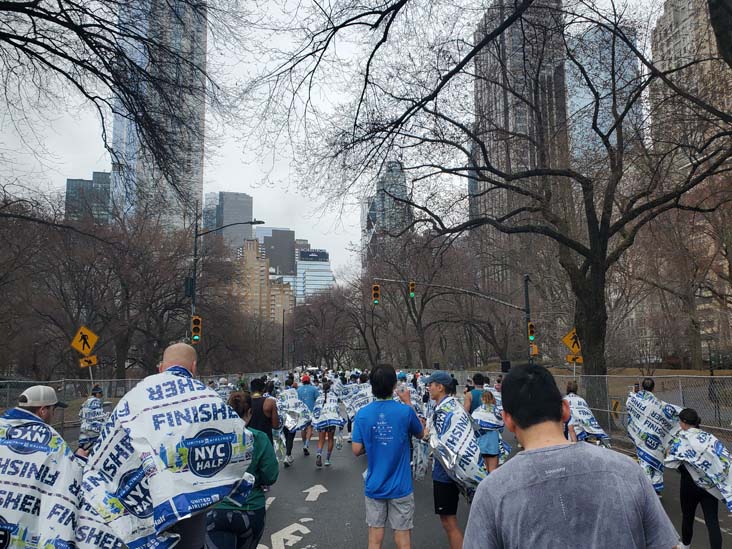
[325,458,331,466]
[284,456,291,468]
[287,455,294,466]
[316,454,322,467]
[304,447,310,456]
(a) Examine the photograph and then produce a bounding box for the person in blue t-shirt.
[352,364,425,549]
[297,375,320,455]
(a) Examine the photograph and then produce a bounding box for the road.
[258,435,732,549]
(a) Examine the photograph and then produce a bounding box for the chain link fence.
[6,368,732,449]
[451,370,732,448]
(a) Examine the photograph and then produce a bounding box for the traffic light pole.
[524,274,532,366]
[191,206,200,316]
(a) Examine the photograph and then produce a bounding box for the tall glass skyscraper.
[110,0,207,229]
[295,250,335,302]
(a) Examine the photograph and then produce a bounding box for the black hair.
[411,376,419,390]
[266,381,275,394]
[285,378,293,388]
[322,381,331,399]
[359,372,369,383]
[502,364,563,429]
[679,408,701,427]
[250,378,265,393]
[370,364,397,399]
[473,373,485,386]
[641,378,655,392]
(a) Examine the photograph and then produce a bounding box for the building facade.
[110,0,207,229]
[470,0,570,299]
[64,172,111,224]
[216,192,254,251]
[295,249,335,302]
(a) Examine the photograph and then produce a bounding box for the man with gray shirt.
[464,364,680,549]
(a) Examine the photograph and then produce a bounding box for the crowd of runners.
[2,344,732,548]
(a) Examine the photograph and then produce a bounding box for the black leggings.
[680,467,722,549]
[283,427,297,456]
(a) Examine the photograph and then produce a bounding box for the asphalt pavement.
[258,435,732,549]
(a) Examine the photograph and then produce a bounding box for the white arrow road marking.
[270,522,312,549]
[300,517,313,523]
[302,484,328,502]
[266,497,276,510]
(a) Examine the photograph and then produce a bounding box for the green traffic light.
[529,335,535,341]
[374,299,379,304]
[409,292,415,298]
[192,335,200,341]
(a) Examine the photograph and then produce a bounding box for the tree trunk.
[574,267,610,427]
[416,324,430,370]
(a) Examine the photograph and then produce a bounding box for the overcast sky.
[5,97,362,277]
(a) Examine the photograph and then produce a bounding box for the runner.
[463,364,679,549]
[297,374,320,456]
[352,365,425,549]
[206,391,279,549]
[217,377,234,401]
[626,377,681,494]
[277,378,312,467]
[666,408,729,549]
[463,373,486,414]
[471,389,506,472]
[249,377,279,445]
[564,380,609,445]
[79,384,109,449]
[312,381,346,467]
[425,371,467,549]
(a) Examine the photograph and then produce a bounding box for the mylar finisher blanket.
[82,366,255,548]
[0,407,124,548]
[277,388,312,432]
[429,396,487,498]
[626,390,680,492]
[564,393,608,441]
[666,427,732,511]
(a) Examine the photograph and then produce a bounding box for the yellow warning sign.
[80,355,98,368]
[70,326,98,357]
[562,328,582,354]
[566,354,584,364]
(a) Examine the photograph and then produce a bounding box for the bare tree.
[247,0,732,409]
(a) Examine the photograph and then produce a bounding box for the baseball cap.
[19,386,68,408]
[424,371,452,387]
[301,374,311,383]
[91,385,103,395]
[397,372,407,381]
[219,377,228,384]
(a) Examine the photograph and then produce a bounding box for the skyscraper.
[470,0,569,297]
[202,192,218,231]
[361,160,414,265]
[216,192,253,251]
[110,0,207,229]
[262,229,297,276]
[296,249,335,302]
[64,172,111,224]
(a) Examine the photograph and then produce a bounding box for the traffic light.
[372,284,381,305]
[530,344,539,356]
[191,315,202,344]
[527,321,536,342]
[408,281,416,299]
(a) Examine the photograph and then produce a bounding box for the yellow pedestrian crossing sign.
[71,326,98,357]
[80,355,98,368]
[562,328,582,354]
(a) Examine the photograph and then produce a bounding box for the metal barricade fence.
[447,370,732,448]
[5,370,732,447]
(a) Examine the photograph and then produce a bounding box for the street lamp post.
[190,213,264,315]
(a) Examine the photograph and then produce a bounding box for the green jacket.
[217,428,279,512]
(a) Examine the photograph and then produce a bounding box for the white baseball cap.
[218,377,228,384]
[19,386,68,408]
